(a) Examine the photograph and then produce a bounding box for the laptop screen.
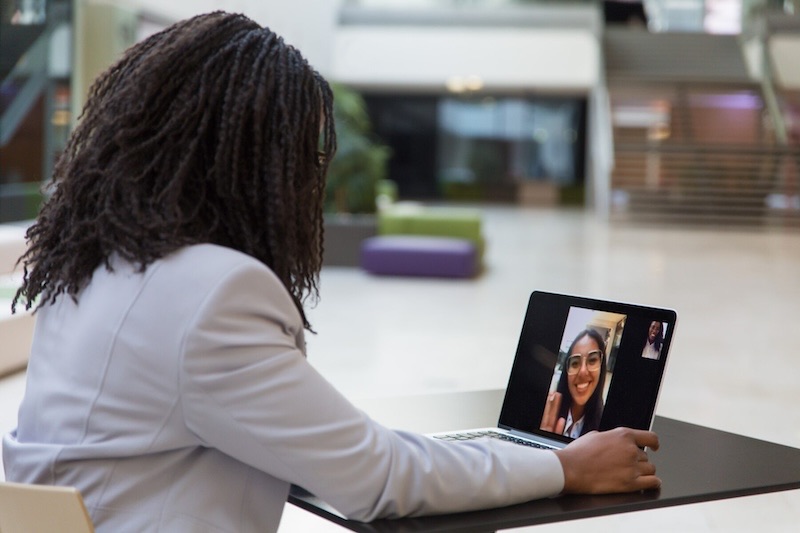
[498,291,676,445]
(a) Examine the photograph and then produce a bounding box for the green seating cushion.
[379,206,482,240]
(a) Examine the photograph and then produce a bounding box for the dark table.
[288,390,800,532]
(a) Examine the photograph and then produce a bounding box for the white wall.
[332,27,599,92]
[120,0,599,90]
[122,0,342,74]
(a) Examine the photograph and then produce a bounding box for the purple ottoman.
[360,236,478,278]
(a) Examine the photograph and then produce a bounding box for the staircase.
[604,28,800,228]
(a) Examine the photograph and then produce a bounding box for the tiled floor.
[2,205,799,531]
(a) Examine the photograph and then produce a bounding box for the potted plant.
[322,84,391,266]
[325,84,391,214]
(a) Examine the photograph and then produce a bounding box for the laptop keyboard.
[433,430,555,450]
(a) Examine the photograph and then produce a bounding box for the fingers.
[540,393,557,431]
[611,427,660,451]
[552,392,562,416]
[540,407,552,432]
[633,435,659,491]
[638,460,657,477]
[633,474,662,492]
[629,429,659,451]
[555,417,566,435]
[540,393,563,433]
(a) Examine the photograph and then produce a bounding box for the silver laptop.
[431,290,676,450]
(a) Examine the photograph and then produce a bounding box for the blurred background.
[2,0,800,224]
[2,1,800,531]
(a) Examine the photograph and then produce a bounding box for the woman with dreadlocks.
[3,12,659,532]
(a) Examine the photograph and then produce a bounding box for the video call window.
[540,306,627,439]
[641,320,668,360]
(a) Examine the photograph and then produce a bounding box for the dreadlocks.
[13,11,336,330]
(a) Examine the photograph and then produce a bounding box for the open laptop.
[290,291,676,516]
[431,290,676,450]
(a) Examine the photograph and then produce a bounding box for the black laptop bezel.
[498,291,677,446]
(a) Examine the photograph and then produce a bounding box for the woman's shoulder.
[168,243,263,267]
[136,244,288,301]
[156,244,304,336]
[159,244,274,279]
[98,244,297,324]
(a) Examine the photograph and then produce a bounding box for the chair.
[0,481,95,533]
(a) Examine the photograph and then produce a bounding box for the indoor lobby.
[2,0,800,531]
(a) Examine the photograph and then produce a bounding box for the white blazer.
[3,244,563,532]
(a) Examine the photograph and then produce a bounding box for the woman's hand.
[539,392,565,434]
[553,427,661,494]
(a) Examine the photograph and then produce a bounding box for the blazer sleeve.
[177,260,564,521]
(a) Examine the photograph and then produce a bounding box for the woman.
[642,320,664,360]
[3,12,659,532]
[541,329,607,438]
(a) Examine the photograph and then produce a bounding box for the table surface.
[288,389,800,532]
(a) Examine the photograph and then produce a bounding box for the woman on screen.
[642,320,664,360]
[541,329,607,438]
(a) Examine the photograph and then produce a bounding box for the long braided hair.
[13,11,336,330]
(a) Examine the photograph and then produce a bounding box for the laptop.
[431,290,676,450]
[289,291,676,515]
